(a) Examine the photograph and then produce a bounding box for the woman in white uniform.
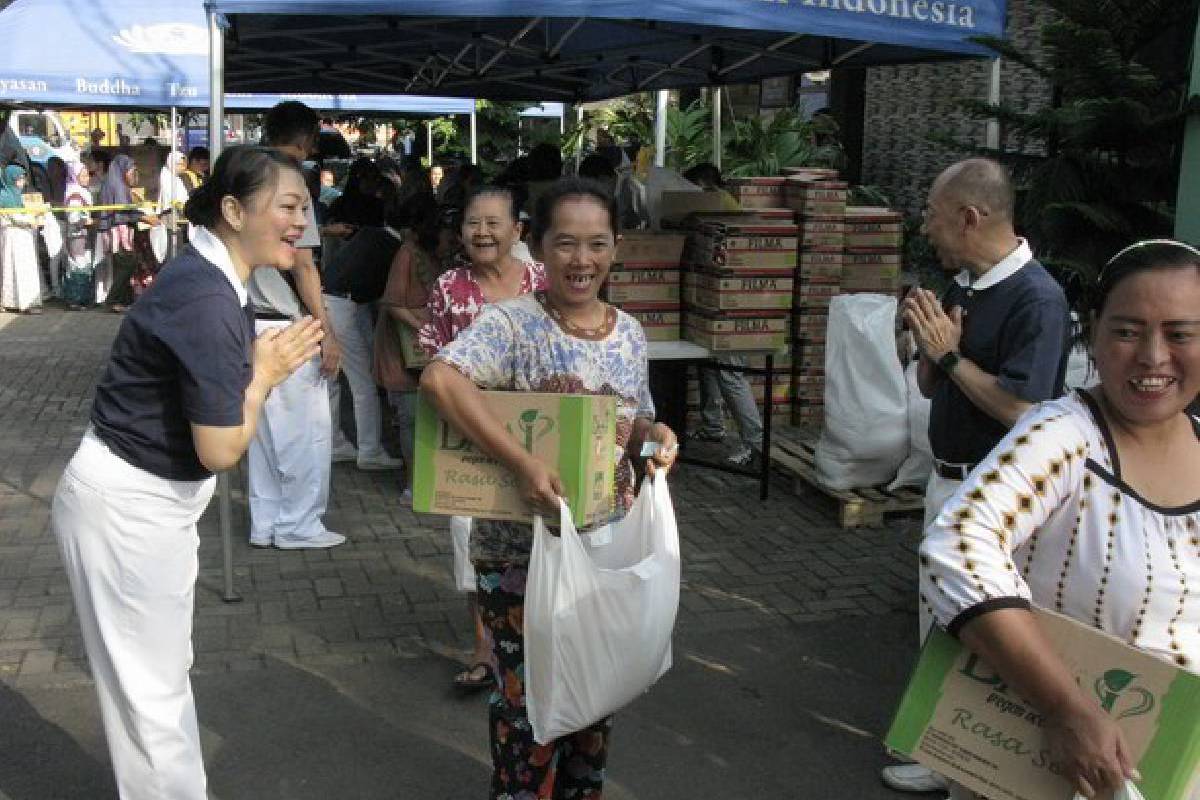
[920,239,1200,799]
[51,145,324,799]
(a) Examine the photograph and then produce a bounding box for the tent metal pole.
[208,11,225,162]
[654,89,668,168]
[1176,13,1200,244]
[574,105,584,172]
[470,106,478,165]
[208,7,240,604]
[169,106,178,261]
[711,87,722,172]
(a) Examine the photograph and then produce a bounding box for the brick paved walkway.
[0,307,923,690]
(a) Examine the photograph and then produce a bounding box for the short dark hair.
[578,154,616,181]
[187,146,210,163]
[263,101,320,150]
[463,184,519,222]
[683,162,723,190]
[531,177,619,243]
[184,145,303,228]
[1093,239,1200,318]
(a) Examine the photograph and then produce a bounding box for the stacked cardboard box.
[842,207,903,294]
[681,211,797,353]
[605,232,687,341]
[788,175,848,429]
[725,176,788,209]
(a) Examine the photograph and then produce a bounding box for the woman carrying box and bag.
[421,177,678,799]
[918,240,1200,800]
[418,184,546,693]
[51,145,324,800]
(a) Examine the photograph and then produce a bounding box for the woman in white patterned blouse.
[920,239,1200,800]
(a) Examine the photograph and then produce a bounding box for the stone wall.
[860,0,1055,213]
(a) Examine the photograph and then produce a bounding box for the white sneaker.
[274,531,346,550]
[357,452,404,471]
[881,764,950,793]
[331,442,358,463]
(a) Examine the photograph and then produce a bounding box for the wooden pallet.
[769,425,924,528]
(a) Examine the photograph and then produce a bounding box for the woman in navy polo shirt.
[50,145,324,800]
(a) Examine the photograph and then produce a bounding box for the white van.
[8,109,82,166]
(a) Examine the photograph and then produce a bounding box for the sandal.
[453,662,495,693]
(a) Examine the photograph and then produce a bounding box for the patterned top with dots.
[920,391,1200,673]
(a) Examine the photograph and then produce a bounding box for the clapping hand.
[254,316,324,388]
[902,288,962,362]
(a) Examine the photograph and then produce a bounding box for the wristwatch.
[938,351,961,374]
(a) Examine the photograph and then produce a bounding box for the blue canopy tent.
[0,0,474,115]
[205,0,1005,102]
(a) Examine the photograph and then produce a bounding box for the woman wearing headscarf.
[152,151,191,261]
[0,164,44,314]
[42,156,70,299]
[95,153,158,311]
[61,160,98,309]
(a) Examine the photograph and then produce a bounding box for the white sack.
[450,515,476,593]
[1064,343,1095,390]
[815,294,909,490]
[524,471,680,744]
[888,359,933,490]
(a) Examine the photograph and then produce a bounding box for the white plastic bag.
[449,515,476,592]
[524,471,681,744]
[888,359,933,490]
[149,223,169,264]
[815,294,909,490]
[1073,780,1146,800]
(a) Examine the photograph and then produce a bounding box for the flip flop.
[453,662,495,693]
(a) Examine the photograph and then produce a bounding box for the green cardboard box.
[887,607,1200,800]
[412,391,617,529]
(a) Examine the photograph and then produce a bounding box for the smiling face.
[540,195,617,311]
[227,167,311,271]
[1093,266,1200,427]
[461,193,518,269]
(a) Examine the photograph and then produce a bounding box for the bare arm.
[420,360,563,512]
[385,303,429,329]
[958,609,1133,798]
[191,375,273,471]
[946,357,1031,428]
[915,353,943,399]
[289,248,341,377]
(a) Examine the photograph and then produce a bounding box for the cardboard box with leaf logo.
[887,608,1200,800]
[412,392,617,528]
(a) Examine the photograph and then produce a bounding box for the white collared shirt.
[953,238,1033,290]
[189,226,249,307]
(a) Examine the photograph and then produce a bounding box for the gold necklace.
[544,296,611,338]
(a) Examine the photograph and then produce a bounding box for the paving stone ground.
[0,306,926,799]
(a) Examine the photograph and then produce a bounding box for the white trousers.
[248,320,333,545]
[52,431,214,800]
[918,471,962,641]
[324,294,385,458]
